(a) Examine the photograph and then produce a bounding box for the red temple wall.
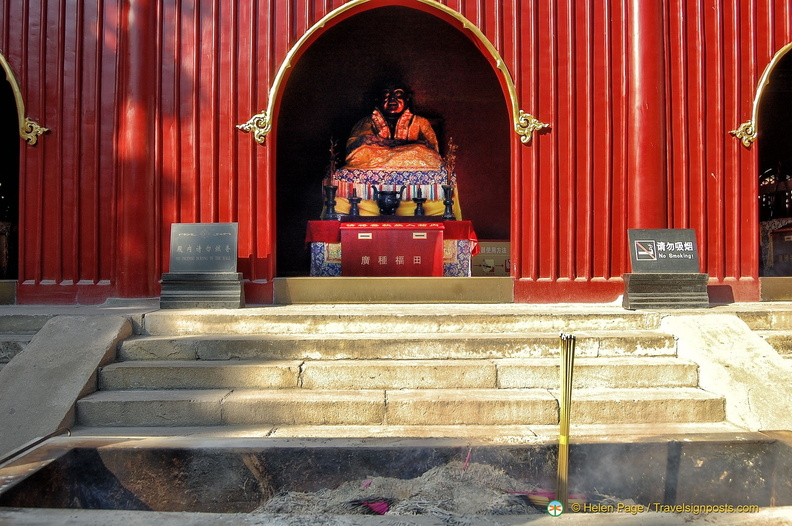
[1,0,790,304]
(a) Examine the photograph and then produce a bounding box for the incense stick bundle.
[556,332,576,509]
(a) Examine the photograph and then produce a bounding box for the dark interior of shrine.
[758,48,792,276]
[0,79,19,280]
[274,6,511,277]
[759,49,792,180]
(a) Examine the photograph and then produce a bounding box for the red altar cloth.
[340,222,444,277]
[305,220,479,256]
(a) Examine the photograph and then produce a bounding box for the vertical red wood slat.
[686,0,708,271]
[100,0,121,287]
[115,0,157,297]
[178,2,195,222]
[537,0,557,281]
[704,0,724,280]
[80,0,99,283]
[159,1,178,270]
[610,0,628,277]
[514,0,534,281]
[590,2,613,279]
[667,0,689,230]
[42,0,63,283]
[17,1,39,286]
[575,0,593,280]
[257,0,280,285]
[558,0,575,280]
[199,0,216,222]
[738,0,758,282]
[625,0,667,231]
[525,0,540,282]
[723,0,741,280]
[235,0,255,282]
[60,1,77,285]
[154,0,166,278]
[220,1,237,222]
[501,0,519,278]
[211,0,222,221]
[192,0,205,221]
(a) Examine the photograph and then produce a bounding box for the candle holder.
[322,184,339,220]
[441,184,456,220]
[348,189,362,216]
[412,187,427,216]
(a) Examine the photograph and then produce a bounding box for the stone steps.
[140,307,663,336]
[754,330,792,357]
[74,307,728,432]
[117,331,676,361]
[76,387,724,427]
[734,309,792,330]
[98,357,699,390]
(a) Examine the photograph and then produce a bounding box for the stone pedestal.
[160,272,244,309]
[622,273,709,310]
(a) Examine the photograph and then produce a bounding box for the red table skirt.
[306,220,479,256]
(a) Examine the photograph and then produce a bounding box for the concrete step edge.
[79,386,722,401]
[105,356,695,367]
[122,329,676,342]
[68,421,749,440]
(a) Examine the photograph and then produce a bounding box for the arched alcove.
[757,46,792,278]
[0,73,19,284]
[274,5,511,276]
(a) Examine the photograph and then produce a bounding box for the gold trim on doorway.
[237,0,548,145]
[0,53,48,146]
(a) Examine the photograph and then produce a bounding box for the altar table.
[306,220,478,277]
[341,222,444,277]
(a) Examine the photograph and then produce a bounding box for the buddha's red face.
[379,88,407,115]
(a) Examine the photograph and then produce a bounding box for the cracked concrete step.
[99,360,303,390]
[495,357,699,389]
[141,309,664,336]
[117,331,676,361]
[75,387,724,427]
[754,330,792,357]
[99,357,698,390]
[734,310,792,330]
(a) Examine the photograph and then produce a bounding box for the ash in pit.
[251,460,622,523]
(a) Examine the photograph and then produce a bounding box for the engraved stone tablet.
[169,223,238,273]
[161,223,243,309]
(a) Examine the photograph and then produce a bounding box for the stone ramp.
[0,316,133,460]
[75,305,727,431]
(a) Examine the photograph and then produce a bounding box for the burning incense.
[556,332,576,509]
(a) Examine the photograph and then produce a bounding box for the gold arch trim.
[730,41,792,148]
[0,52,48,145]
[237,0,547,145]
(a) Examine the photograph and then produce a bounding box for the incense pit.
[0,434,790,516]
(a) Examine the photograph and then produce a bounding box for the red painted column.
[626,0,667,229]
[115,0,158,297]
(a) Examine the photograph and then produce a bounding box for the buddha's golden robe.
[329,108,461,218]
[344,109,443,170]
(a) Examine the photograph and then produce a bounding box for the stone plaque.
[169,223,238,273]
[628,229,700,273]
